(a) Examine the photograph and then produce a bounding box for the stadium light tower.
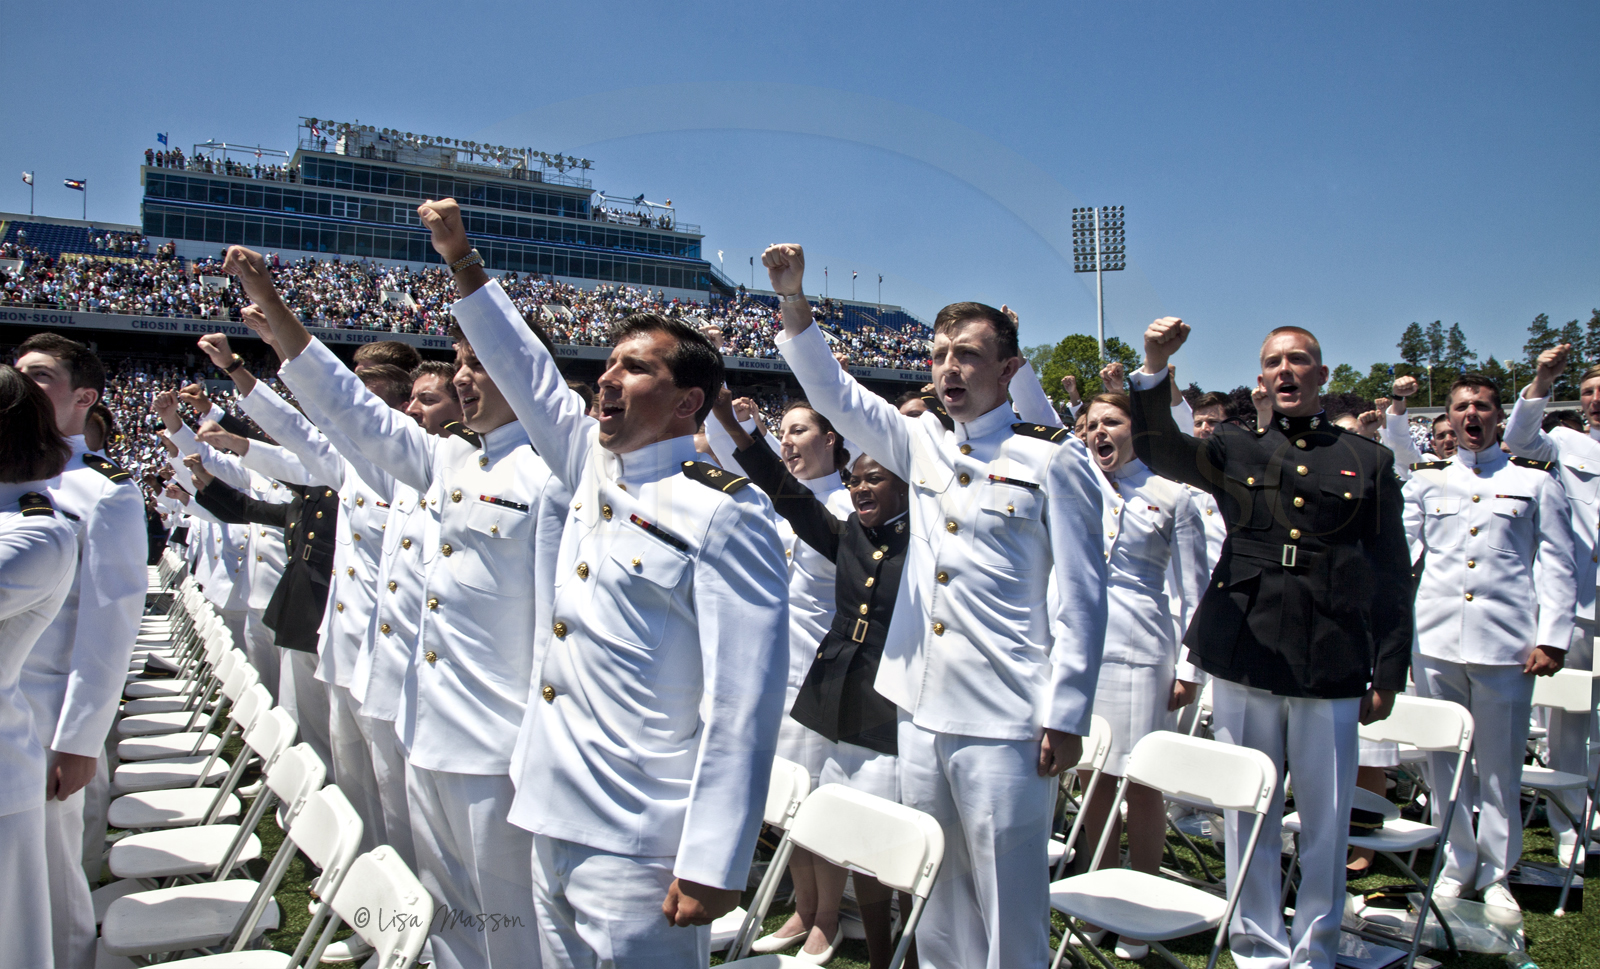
[1072,205,1126,362]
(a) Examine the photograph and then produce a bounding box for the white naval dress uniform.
[1098,459,1207,774]
[1403,445,1577,889]
[238,380,397,855]
[452,281,790,969]
[778,324,1110,969]
[282,337,558,969]
[0,488,78,969]
[1502,390,1600,858]
[25,439,147,969]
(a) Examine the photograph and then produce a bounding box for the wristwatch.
[225,354,245,374]
[449,248,484,274]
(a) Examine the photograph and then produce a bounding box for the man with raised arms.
[428,198,789,969]
[763,243,1109,969]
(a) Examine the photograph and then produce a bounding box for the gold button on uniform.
[425,650,437,665]
[1469,527,1478,536]
[576,562,589,579]
[1289,529,1301,539]
[355,496,364,506]
[255,554,263,561]
[308,531,316,539]
[401,538,412,549]
[542,685,556,703]
[325,489,334,497]
[872,550,885,561]
[452,490,463,502]
[1297,465,1308,475]
[632,556,643,568]
[958,473,972,486]
[1467,560,1475,569]
[1343,492,1352,499]
[859,603,870,615]
[1217,581,1225,588]
[380,623,391,634]
[1296,439,1307,449]
[315,510,323,518]
[1247,476,1256,485]
[479,455,488,468]
[932,622,945,635]
[1471,495,1480,503]
[441,543,453,556]
[959,444,972,455]
[865,576,875,588]
[346,567,355,577]
[490,525,498,535]
[602,504,613,520]
[936,571,949,584]
[352,533,361,541]
[1293,497,1305,508]
[946,521,958,534]
[1465,593,1474,601]
[553,621,568,639]
[387,580,398,591]
[428,598,439,611]
[335,602,344,612]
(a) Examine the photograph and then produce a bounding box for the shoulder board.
[82,453,133,483]
[443,422,481,447]
[1511,457,1557,473]
[1410,461,1451,472]
[19,492,55,517]
[1011,422,1071,444]
[920,395,955,432]
[680,460,750,494]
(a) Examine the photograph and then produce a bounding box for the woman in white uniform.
[1076,393,1207,960]
[0,365,81,969]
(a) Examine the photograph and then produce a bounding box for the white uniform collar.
[1107,456,1149,481]
[477,420,531,465]
[600,434,702,488]
[1455,445,1507,471]
[66,434,89,458]
[802,470,847,497]
[1589,424,1600,444]
[955,402,1015,442]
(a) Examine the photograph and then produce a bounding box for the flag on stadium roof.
[64,179,86,191]
[157,132,168,145]
[21,171,32,185]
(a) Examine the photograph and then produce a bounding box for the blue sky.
[3,1,1594,390]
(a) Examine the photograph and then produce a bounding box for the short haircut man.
[933,301,1019,361]
[352,340,422,372]
[411,361,460,397]
[16,333,106,400]
[610,314,724,424]
[1259,325,1323,364]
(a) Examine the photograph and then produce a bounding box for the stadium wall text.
[0,307,931,384]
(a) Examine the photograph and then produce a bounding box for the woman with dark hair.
[0,363,79,969]
[1073,391,1207,960]
[714,392,915,969]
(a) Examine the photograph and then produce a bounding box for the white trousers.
[327,683,384,854]
[0,805,53,969]
[1548,620,1598,851]
[277,648,332,772]
[1413,656,1535,889]
[406,765,538,969]
[531,835,707,969]
[360,711,415,868]
[896,719,1054,969]
[1211,680,1359,969]
[244,608,280,704]
[80,750,111,881]
[44,788,95,969]
[218,606,248,654]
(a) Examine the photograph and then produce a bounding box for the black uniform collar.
[1273,411,1331,435]
[863,511,911,548]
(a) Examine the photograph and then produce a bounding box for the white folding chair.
[1051,714,1113,878]
[124,633,235,716]
[108,744,326,884]
[1521,669,1599,915]
[1285,694,1474,969]
[119,637,236,735]
[1048,732,1278,969]
[725,784,945,969]
[718,756,814,954]
[99,784,363,961]
[118,656,259,762]
[112,666,273,797]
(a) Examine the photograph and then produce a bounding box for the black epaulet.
[680,460,750,494]
[920,395,955,432]
[19,492,55,517]
[1410,460,1450,472]
[1511,457,1557,473]
[1011,422,1072,444]
[443,422,481,447]
[82,453,133,484]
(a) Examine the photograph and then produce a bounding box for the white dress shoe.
[749,926,807,954]
[1481,881,1521,912]
[796,924,844,965]
[1114,939,1150,960]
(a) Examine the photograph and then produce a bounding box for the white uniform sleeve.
[777,324,915,482]
[673,493,789,889]
[1173,397,1195,438]
[278,339,435,493]
[1382,412,1426,475]
[1010,361,1064,428]
[0,516,75,622]
[1400,474,1427,564]
[1503,390,1560,464]
[448,280,595,492]
[238,440,316,486]
[1169,489,1208,682]
[168,424,252,492]
[284,379,395,502]
[238,381,346,489]
[51,482,148,756]
[699,401,742,470]
[1534,473,1578,650]
[1043,439,1110,736]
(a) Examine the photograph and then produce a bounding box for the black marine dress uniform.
[1129,370,1414,969]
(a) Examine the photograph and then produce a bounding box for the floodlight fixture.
[1071,204,1127,362]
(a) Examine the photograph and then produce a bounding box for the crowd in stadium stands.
[144,147,297,181]
[1,249,934,368]
[591,203,677,230]
[90,230,150,255]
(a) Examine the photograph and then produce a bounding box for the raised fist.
[762,244,805,296]
[732,396,757,423]
[417,199,470,265]
[1001,304,1020,327]
[1537,344,1572,382]
[154,430,179,457]
[240,305,279,347]
[182,453,213,488]
[177,383,210,413]
[164,483,189,505]
[153,390,178,421]
[197,332,233,368]
[1142,317,1189,372]
[221,246,274,303]
[1099,361,1126,394]
[196,420,249,455]
[1060,374,1078,402]
[699,324,725,351]
[1390,375,1418,399]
